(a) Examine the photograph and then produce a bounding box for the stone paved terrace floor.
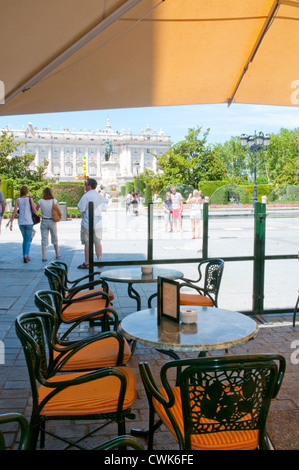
[0,217,298,451]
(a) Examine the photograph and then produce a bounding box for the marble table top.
[118,306,259,352]
[101,267,184,283]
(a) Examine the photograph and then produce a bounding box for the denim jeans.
[19,224,33,257]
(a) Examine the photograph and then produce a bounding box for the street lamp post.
[240,131,270,204]
[134,160,140,193]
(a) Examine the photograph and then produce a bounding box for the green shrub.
[201,181,276,203]
[126,182,135,193]
[145,184,152,204]
[51,182,84,206]
[199,181,229,198]
[0,178,14,199]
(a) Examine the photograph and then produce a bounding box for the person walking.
[35,187,61,262]
[125,191,132,214]
[77,178,107,269]
[170,186,183,232]
[0,179,5,235]
[7,186,36,263]
[163,191,173,232]
[187,190,203,239]
[131,193,139,216]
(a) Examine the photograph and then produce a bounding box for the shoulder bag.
[29,197,40,225]
[52,200,62,222]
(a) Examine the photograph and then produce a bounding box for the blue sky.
[0,103,298,145]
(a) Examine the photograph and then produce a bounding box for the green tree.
[213,136,248,181]
[276,156,299,184]
[155,127,227,188]
[0,130,17,171]
[0,130,51,200]
[264,128,299,183]
[144,184,152,204]
[139,168,164,194]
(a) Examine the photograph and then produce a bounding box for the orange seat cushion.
[62,299,111,320]
[54,337,131,371]
[72,287,114,301]
[180,293,214,307]
[39,366,136,416]
[153,387,259,450]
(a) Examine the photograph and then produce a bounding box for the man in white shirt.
[170,186,183,232]
[77,178,107,269]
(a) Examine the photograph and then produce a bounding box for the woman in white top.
[36,187,61,262]
[8,186,36,263]
[187,189,203,239]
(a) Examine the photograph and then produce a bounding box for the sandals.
[77,263,89,269]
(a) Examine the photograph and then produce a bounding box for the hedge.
[200,181,276,203]
[51,182,85,206]
[0,177,14,199]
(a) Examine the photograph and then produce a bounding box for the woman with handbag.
[36,187,61,262]
[8,186,37,263]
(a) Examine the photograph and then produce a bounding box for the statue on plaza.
[105,139,112,161]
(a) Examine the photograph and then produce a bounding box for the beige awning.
[1,0,299,116]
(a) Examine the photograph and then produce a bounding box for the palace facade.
[5,119,172,187]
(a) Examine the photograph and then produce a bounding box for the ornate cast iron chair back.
[180,258,224,307]
[48,262,111,300]
[140,354,285,450]
[35,290,59,315]
[179,357,284,449]
[35,289,65,327]
[44,267,63,296]
[202,259,224,296]
[15,313,54,400]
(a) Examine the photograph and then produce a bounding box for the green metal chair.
[179,258,224,307]
[49,260,115,302]
[22,309,131,374]
[139,354,285,450]
[35,289,119,335]
[0,413,30,450]
[0,412,143,450]
[15,312,136,449]
[44,265,111,306]
[44,266,115,329]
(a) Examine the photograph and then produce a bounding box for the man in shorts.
[0,179,5,235]
[170,186,183,232]
[77,178,107,269]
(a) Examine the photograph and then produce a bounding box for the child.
[163,191,173,232]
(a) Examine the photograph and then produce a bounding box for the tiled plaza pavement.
[0,219,298,451]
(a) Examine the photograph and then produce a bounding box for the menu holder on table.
[157,277,180,324]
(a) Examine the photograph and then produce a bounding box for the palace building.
[4,119,172,187]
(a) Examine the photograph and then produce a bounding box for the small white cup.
[141,265,152,274]
[180,308,198,324]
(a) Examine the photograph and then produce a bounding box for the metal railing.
[88,201,297,316]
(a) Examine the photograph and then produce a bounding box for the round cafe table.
[118,306,259,355]
[101,266,184,311]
